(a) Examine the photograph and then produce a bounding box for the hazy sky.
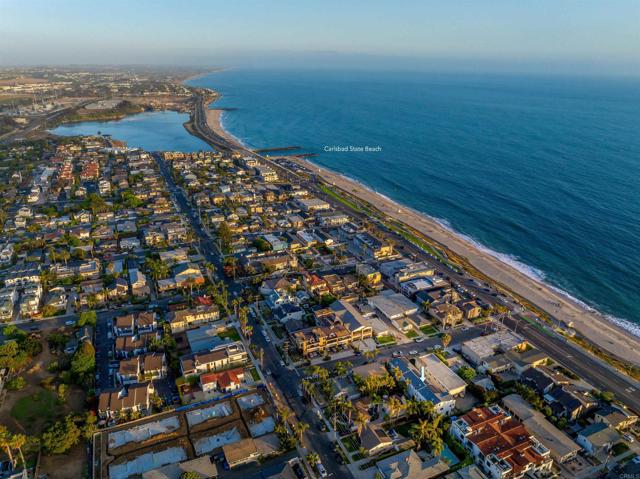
[1,0,639,75]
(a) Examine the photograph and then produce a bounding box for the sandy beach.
[202,104,640,367]
[204,108,239,145]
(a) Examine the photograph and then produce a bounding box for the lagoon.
[51,110,210,152]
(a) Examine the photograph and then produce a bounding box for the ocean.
[186,69,640,331]
[50,69,640,332]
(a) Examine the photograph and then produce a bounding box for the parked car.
[623,433,635,443]
[316,463,328,478]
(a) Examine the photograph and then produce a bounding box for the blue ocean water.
[188,69,640,330]
[51,110,210,152]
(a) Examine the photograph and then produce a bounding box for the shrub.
[6,376,26,390]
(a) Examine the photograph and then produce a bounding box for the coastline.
[200,93,640,368]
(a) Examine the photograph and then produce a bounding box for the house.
[417,353,467,397]
[576,423,621,458]
[368,291,419,322]
[460,331,527,367]
[200,367,245,393]
[594,405,638,431]
[129,268,150,297]
[98,382,155,419]
[359,424,393,455]
[459,300,483,320]
[107,277,129,299]
[136,312,158,334]
[273,303,304,323]
[115,331,158,358]
[429,303,463,329]
[180,342,248,376]
[118,357,141,384]
[3,263,40,287]
[173,263,205,287]
[376,449,448,479]
[141,456,218,479]
[119,237,141,250]
[114,314,136,337]
[168,305,220,333]
[545,385,585,421]
[389,357,457,415]
[143,352,167,381]
[354,232,393,259]
[221,438,259,468]
[451,406,553,479]
[502,393,580,464]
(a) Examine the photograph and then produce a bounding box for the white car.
[316,463,328,478]
[65,320,76,326]
[409,350,418,355]
[623,433,635,443]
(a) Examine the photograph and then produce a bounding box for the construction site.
[93,388,279,479]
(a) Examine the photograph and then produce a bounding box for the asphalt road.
[504,315,640,412]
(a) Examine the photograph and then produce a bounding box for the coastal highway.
[504,315,640,412]
[187,92,640,414]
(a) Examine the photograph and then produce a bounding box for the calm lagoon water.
[51,110,210,152]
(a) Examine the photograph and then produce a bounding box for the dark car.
[292,462,307,479]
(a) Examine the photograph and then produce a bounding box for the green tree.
[146,258,170,280]
[41,416,81,454]
[180,472,201,479]
[6,376,26,390]
[77,310,97,327]
[441,333,452,348]
[0,426,14,466]
[70,341,95,378]
[457,366,477,382]
[217,221,233,254]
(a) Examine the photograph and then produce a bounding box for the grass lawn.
[342,434,360,453]
[405,330,419,339]
[419,325,438,336]
[394,422,413,438]
[271,324,286,339]
[319,184,362,212]
[218,328,241,341]
[612,442,630,456]
[377,335,396,346]
[11,390,59,428]
[249,367,260,381]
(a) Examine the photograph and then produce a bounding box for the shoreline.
[199,94,640,367]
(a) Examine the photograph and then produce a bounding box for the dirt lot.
[0,339,88,476]
[39,444,88,479]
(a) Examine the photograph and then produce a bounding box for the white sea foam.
[312,160,640,339]
[430,216,640,338]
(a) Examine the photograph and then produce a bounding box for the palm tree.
[300,378,317,399]
[409,419,431,450]
[278,406,293,425]
[293,421,309,442]
[442,333,452,348]
[10,433,27,471]
[354,411,368,437]
[333,361,352,377]
[306,452,320,465]
[387,396,403,420]
[0,426,14,467]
